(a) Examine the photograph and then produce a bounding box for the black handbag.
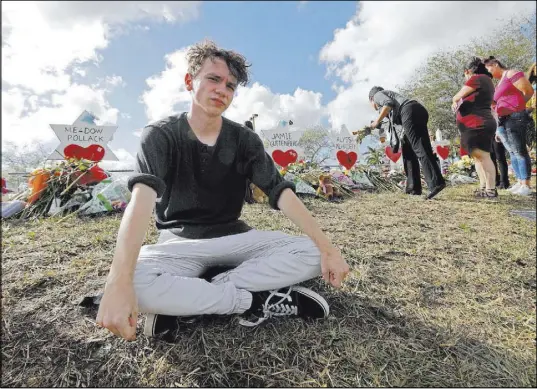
[387,113,401,153]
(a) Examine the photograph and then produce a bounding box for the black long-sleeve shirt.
[127,112,295,239]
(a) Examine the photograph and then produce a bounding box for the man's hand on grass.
[96,279,138,341]
[320,245,350,289]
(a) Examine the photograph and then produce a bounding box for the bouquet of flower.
[448,155,475,177]
[352,126,373,144]
[280,160,318,176]
[15,158,109,219]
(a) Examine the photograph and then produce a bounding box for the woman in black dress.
[452,57,498,198]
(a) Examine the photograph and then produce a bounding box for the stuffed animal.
[317,173,341,201]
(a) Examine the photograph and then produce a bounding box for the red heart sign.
[460,146,468,157]
[64,144,105,161]
[272,149,298,168]
[385,146,402,163]
[76,165,109,186]
[336,150,358,170]
[435,145,450,160]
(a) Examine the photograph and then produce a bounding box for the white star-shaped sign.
[330,127,359,170]
[260,127,306,158]
[330,127,359,154]
[48,110,118,161]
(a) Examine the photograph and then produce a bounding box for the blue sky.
[2,1,535,169]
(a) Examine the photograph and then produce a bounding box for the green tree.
[1,140,53,190]
[299,125,335,163]
[2,140,51,172]
[398,13,536,140]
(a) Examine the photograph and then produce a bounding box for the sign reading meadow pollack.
[48,111,118,161]
[331,128,359,170]
[260,128,305,168]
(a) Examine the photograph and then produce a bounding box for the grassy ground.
[1,183,536,387]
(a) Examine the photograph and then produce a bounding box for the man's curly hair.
[186,40,251,86]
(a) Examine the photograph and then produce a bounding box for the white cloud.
[141,48,192,123]
[2,88,26,119]
[320,1,536,130]
[104,75,126,88]
[2,83,120,146]
[72,68,87,78]
[225,83,325,130]
[142,49,326,130]
[2,1,200,94]
[1,1,200,150]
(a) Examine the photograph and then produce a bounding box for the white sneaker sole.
[143,313,157,337]
[292,285,330,317]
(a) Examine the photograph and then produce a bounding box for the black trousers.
[490,137,510,187]
[400,102,445,194]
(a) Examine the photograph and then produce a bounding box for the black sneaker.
[143,314,197,340]
[239,286,329,327]
[143,314,179,340]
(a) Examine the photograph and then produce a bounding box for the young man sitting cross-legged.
[96,40,350,341]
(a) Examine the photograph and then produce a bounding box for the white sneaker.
[514,185,532,196]
[508,182,522,192]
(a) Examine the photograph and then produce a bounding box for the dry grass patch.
[1,183,536,387]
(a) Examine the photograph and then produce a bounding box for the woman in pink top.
[484,56,534,196]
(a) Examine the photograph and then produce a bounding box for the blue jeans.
[497,112,532,180]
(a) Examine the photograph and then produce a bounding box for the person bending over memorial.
[368,86,446,199]
[96,40,350,341]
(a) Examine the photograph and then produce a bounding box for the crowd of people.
[368,56,536,200]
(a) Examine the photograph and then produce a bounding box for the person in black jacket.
[95,40,349,341]
[369,86,446,199]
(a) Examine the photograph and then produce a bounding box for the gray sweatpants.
[133,229,322,316]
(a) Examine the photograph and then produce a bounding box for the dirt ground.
[1,183,536,387]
